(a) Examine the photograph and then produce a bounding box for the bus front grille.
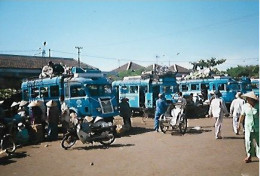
[99,98,114,114]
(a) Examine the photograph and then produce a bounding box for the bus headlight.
[114,106,118,110]
[96,107,102,112]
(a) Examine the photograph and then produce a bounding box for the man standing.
[230,92,245,135]
[208,90,228,139]
[46,100,60,141]
[154,93,167,132]
[60,95,70,135]
[119,98,132,131]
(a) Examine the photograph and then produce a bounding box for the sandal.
[244,157,252,163]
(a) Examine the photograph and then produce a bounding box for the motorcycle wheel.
[2,135,16,155]
[100,131,115,146]
[61,134,77,150]
[159,121,168,133]
[179,115,187,134]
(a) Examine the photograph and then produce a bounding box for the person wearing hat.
[119,97,132,131]
[28,101,42,124]
[10,101,23,123]
[154,93,167,132]
[237,91,259,163]
[18,100,29,119]
[230,92,245,135]
[208,90,228,139]
[46,100,60,141]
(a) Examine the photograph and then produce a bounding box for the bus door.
[128,85,139,108]
[145,93,153,108]
[139,86,147,108]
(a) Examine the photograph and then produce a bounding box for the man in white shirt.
[230,92,245,135]
[209,90,228,139]
[60,95,70,135]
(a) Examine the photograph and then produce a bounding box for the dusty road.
[0,117,259,176]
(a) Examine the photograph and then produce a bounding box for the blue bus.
[251,79,259,97]
[21,67,119,121]
[112,73,179,114]
[238,77,252,94]
[178,76,240,104]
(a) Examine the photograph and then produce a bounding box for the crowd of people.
[154,90,259,163]
[0,98,71,145]
[0,88,258,164]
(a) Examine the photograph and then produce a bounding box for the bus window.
[65,85,69,98]
[252,83,259,89]
[130,86,138,93]
[31,87,39,98]
[163,86,171,94]
[120,86,129,94]
[104,85,112,94]
[70,86,86,97]
[86,85,112,96]
[23,89,29,101]
[50,85,60,97]
[172,85,179,92]
[40,87,48,98]
[212,85,216,90]
[181,85,188,91]
[218,84,225,91]
[228,83,239,91]
[191,84,199,91]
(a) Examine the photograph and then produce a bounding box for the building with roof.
[111,61,145,73]
[0,54,95,89]
[145,64,191,79]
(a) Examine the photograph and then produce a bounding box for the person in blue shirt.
[154,93,168,132]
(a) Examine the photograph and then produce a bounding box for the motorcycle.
[0,122,16,155]
[159,102,187,134]
[61,116,117,150]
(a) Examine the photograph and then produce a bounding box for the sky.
[0,0,259,71]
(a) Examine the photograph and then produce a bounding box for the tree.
[226,65,259,78]
[190,57,226,70]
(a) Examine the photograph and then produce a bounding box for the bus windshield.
[227,83,239,91]
[86,84,112,96]
[162,85,178,93]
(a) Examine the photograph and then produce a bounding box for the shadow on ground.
[121,127,154,137]
[223,136,244,140]
[73,143,135,151]
[0,151,28,166]
[170,127,212,136]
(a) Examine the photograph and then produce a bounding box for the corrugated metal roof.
[0,54,96,69]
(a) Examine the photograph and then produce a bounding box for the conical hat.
[242,91,258,100]
[84,116,93,123]
[11,102,19,107]
[94,116,103,123]
[46,100,57,107]
[19,100,28,107]
[28,101,40,107]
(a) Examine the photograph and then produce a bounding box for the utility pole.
[75,46,83,67]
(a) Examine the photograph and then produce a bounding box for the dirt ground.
[0,116,259,176]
